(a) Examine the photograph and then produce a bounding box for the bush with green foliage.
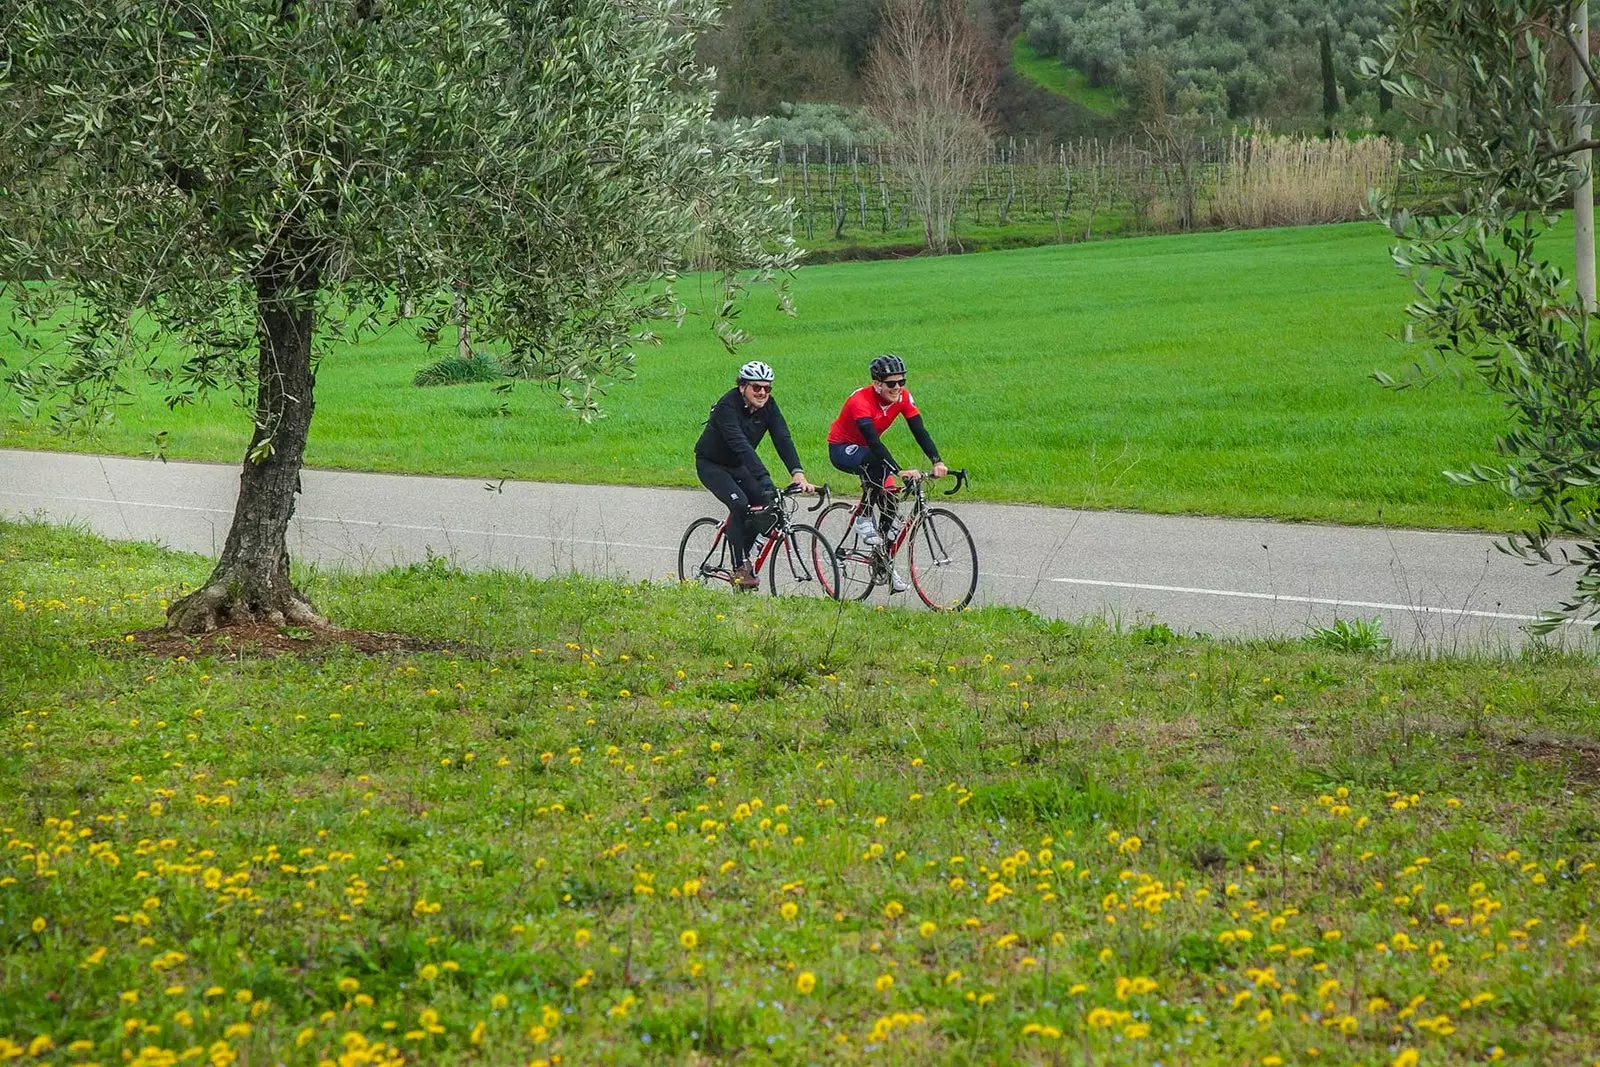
[713,103,889,148]
[413,354,506,388]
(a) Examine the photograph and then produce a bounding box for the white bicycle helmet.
[737,360,775,384]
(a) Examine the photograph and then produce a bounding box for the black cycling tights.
[695,458,772,567]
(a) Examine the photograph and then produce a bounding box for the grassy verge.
[1010,38,1125,117]
[3,520,1599,1064]
[0,224,1524,532]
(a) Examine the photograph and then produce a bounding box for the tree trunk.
[167,258,322,633]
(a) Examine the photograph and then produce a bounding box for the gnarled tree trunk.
[167,257,323,633]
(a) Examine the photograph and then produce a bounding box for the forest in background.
[697,0,1396,139]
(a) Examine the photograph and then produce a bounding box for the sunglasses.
[744,383,772,394]
[878,378,907,388]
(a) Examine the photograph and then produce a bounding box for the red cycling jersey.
[827,385,920,446]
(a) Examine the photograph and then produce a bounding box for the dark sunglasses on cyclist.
[745,383,772,394]
[878,378,907,388]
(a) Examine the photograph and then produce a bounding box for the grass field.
[0,222,1520,531]
[4,519,1600,1064]
[1010,38,1126,118]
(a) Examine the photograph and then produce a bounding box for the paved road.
[2,448,1590,653]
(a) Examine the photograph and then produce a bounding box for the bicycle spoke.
[907,508,978,610]
[677,517,735,591]
[769,525,841,599]
[815,500,877,600]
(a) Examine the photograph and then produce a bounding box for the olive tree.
[0,0,796,633]
[1366,0,1600,630]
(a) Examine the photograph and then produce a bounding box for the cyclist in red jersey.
[827,354,948,562]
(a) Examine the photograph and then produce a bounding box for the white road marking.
[986,572,1548,623]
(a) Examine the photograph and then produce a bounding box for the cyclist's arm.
[711,397,771,482]
[854,416,900,472]
[906,414,941,465]
[766,401,805,476]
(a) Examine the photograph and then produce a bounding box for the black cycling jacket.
[694,388,804,485]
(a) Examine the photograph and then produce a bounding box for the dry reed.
[1209,130,1402,229]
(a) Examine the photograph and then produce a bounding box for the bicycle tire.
[766,523,842,600]
[907,507,978,610]
[815,500,878,600]
[677,516,734,589]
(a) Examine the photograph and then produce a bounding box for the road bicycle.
[677,484,842,599]
[816,469,977,610]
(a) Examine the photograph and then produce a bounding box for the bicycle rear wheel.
[677,517,734,589]
[767,524,842,600]
[815,500,878,600]
[907,507,977,610]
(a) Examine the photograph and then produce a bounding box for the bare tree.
[864,0,996,253]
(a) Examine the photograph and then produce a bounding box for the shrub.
[1303,616,1391,653]
[412,353,505,387]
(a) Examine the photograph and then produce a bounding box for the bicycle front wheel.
[678,517,734,589]
[767,524,842,600]
[907,507,978,610]
[815,500,878,600]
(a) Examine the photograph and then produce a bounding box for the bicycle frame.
[694,484,831,585]
[845,470,967,561]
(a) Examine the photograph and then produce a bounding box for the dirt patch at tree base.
[103,623,458,660]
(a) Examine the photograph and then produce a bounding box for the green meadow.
[2,223,1518,531]
[4,520,1599,1064]
[1010,38,1126,117]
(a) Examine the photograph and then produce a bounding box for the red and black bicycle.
[677,485,842,599]
[815,469,977,610]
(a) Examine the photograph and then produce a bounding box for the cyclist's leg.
[830,443,889,541]
[730,466,775,553]
[695,458,753,567]
[863,456,896,527]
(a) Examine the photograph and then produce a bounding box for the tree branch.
[1538,137,1600,160]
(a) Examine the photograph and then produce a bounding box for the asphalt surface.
[3,447,1591,653]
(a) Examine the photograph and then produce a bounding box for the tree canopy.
[0,0,796,631]
[1370,0,1600,629]
[1019,0,1390,118]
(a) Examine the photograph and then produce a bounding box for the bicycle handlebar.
[942,469,969,496]
[777,482,831,513]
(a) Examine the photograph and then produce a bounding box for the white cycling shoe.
[889,570,909,594]
[853,516,883,547]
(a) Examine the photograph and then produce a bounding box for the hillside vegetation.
[1020,0,1390,121]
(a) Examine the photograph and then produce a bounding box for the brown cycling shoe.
[732,563,760,590]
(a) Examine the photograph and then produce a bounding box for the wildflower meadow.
[3,519,1598,1065]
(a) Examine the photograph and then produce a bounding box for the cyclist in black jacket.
[694,360,816,588]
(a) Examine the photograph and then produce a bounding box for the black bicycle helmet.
[869,353,906,380]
